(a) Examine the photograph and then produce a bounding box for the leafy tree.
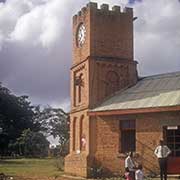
[16,129,49,157]
[0,83,40,155]
[0,83,69,157]
[34,106,69,156]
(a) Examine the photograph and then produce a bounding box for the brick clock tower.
[65,2,138,177]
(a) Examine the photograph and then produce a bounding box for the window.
[120,120,136,153]
[164,126,180,157]
[79,115,84,151]
[74,73,83,106]
[78,74,83,103]
[72,118,77,151]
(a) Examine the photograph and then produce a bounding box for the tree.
[0,82,69,157]
[0,83,40,155]
[16,129,49,157]
[35,106,69,156]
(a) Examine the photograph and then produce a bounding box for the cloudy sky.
[0,0,180,112]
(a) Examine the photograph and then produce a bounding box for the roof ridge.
[123,88,180,94]
[141,70,180,80]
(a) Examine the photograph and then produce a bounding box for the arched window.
[72,117,77,151]
[78,74,83,103]
[74,73,83,106]
[105,71,119,96]
[79,115,85,151]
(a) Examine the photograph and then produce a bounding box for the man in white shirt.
[125,152,136,180]
[154,140,171,180]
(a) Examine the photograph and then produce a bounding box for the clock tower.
[65,2,138,177]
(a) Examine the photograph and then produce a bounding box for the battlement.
[73,2,133,23]
[86,2,132,13]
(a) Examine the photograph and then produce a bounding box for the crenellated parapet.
[86,2,132,13]
[73,2,133,23]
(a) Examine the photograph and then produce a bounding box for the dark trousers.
[129,171,135,180]
[158,158,167,180]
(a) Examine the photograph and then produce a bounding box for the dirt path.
[4,175,180,180]
[11,177,180,180]
[12,177,68,180]
[12,177,75,180]
[11,175,86,180]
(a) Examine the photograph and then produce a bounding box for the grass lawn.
[0,159,179,180]
[0,158,64,178]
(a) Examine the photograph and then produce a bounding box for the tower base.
[65,152,93,178]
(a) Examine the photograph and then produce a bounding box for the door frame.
[163,126,180,174]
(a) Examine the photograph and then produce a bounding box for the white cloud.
[1,0,86,48]
[132,0,180,75]
[10,7,43,45]
[0,0,32,48]
[10,0,70,48]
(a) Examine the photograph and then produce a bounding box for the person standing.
[154,140,171,180]
[135,164,144,180]
[125,152,136,180]
[125,167,133,180]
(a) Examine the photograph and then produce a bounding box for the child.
[135,164,144,180]
[125,167,133,180]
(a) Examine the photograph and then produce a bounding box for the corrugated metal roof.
[91,71,180,112]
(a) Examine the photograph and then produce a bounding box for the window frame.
[164,126,180,157]
[119,120,136,153]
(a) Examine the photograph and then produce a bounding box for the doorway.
[164,126,180,174]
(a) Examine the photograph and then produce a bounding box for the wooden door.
[164,126,180,174]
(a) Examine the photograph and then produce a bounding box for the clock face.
[77,24,86,47]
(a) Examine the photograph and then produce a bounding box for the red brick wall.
[90,5,133,60]
[89,58,137,108]
[65,110,90,177]
[87,112,180,176]
[65,153,89,177]
[136,112,180,174]
[73,6,90,65]
[66,2,180,178]
[91,116,121,175]
[66,108,180,177]
[72,1,138,109]
[73,2,134,65]
[71,60,90,111]
[65,2,138,177]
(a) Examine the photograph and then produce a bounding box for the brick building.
[65,2,180,177]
